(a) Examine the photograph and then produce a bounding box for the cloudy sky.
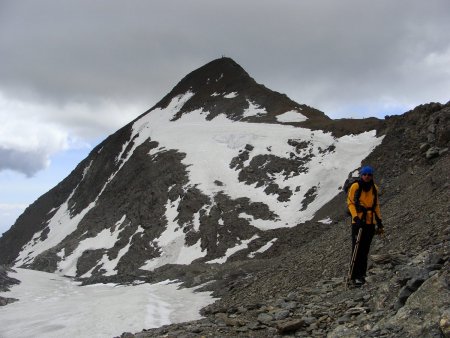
[1,0,449,235]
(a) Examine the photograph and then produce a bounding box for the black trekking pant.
[351,223,375,280]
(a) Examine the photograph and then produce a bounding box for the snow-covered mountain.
[0,57,384,280]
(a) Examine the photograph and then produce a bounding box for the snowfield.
[0,268,217,338]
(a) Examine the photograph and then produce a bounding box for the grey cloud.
[1,0,449,114]
[0,147,48,177]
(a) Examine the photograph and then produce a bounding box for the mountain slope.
[124,103,450,338]
[0,57,384,282]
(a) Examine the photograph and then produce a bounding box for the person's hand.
[376,222,384,236]
[353,216,363,229]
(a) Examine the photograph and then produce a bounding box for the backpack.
[343,177,361,216]
[343,177,359,195]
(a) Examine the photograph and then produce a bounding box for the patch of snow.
[350,169,360,178]
[242,100,267,118]
[135,225,145,237]
[114,214,127,228]
[81,160,93,180]
[223,92,238,99]
[239,212,279,231]
[206,235,259,264]
[318,217,333,225]
[192,210,201,231]
[248,238,278,258]
[276,110,308,123]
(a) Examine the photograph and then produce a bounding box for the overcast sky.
[1,0,449,234]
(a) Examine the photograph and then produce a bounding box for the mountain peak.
[166,57,253,96]
[153,57,255,117]
[182,57,252,88]
[152,57,329,124]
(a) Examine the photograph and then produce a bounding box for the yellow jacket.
[347,181,382,225]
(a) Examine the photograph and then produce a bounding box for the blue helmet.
[360,165,374,176]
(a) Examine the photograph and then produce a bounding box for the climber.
[346,165,383,286]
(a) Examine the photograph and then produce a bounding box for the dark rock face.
[0,266,19,306]
[0,266,19,292]
[300,186,318,211]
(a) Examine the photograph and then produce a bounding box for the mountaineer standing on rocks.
[347,165,384,287]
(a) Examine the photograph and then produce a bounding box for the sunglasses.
[362,173,373,177]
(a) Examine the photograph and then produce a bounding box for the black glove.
[376,221,384,235]
[353,216,363,229]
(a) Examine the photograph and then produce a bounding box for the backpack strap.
[353,181,363,213]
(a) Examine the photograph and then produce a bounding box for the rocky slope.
[119,102,450,337]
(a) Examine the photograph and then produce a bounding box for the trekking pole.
[346,227,363,289]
